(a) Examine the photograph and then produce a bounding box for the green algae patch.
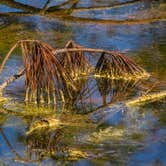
[26,117,63,135]
[87,127,124,143]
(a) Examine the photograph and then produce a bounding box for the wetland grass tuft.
[95,51,149,80]
[0,40,150,105]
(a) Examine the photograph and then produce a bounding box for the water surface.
[0,0,166,165]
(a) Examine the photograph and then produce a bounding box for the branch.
[0,69,25,91]
[41,0,52,14]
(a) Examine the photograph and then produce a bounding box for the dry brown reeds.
[95,51,149,79]
[20,40,77,104]
[0,40,149,106]
[57,40,91,105]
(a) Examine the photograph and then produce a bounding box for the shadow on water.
[0,0,166,165]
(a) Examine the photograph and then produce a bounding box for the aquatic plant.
[26,117,63,135]
[0,40,149,105]
[54,47,149,79]
[57,40,91,105]
[0,40,77,105]
[95,52,149,79]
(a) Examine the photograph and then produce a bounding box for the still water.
[0,0,166,165]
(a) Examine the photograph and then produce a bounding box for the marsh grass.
[0,40,150,106]
[95,51,149,79]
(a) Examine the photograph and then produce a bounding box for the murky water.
[0,1,166,165]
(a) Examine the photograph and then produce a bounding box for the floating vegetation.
[25,118,91,162]
[0,103,56,120]
[61,148,88,161]
[87,127,124,143]
[130,133,144,142]
[0,39,165,119]
[126,90,166,106]
[51,148,89,161]
[26,117,63,135]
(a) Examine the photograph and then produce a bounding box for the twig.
[41,0,52,14]
[0,69,25,91]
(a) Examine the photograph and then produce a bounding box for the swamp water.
[0,0,166,165]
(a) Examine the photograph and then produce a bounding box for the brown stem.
[0,69,25,91]
[41,0,52,14]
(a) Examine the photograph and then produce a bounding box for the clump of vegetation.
[0,40,149,106]
[95,51,149,80]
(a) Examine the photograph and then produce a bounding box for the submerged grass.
[26,117,63,135]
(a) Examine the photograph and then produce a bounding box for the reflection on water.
[72,0,165,20]
[0,0,166,165]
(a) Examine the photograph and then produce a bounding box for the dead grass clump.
[20,40,77,104]
[0,40,150,106]
[95,51,149,80]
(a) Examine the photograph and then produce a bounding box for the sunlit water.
[0,0,166,165]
